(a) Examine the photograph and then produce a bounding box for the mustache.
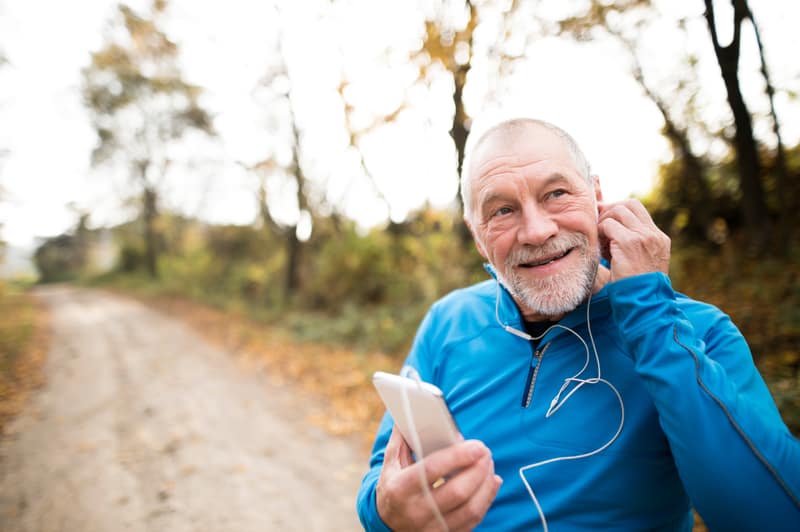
[505,233,588,265]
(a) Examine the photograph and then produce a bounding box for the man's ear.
[464,217,488,260]
[592,175,603,205]
[592,174,603,221]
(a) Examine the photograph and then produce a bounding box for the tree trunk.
[450,1,476,246]
[450,63,470,192]
[143,185,159,279]
[703,0,769,250]
[451,62,474,245]
[285,226,300,300]
[746,3,790,247]
[273,14,310,305]
[285,118,307,302]
[253,163,298,304]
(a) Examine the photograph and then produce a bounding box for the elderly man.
[357,118,799,531]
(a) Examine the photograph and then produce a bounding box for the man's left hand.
[597,199,670,282]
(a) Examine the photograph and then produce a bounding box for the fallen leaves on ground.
[0,287,49,436]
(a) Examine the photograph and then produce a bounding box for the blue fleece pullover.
[357,272,800,530]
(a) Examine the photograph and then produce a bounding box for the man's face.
[467,125,602,320]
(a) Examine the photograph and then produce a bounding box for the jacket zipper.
[521,342,550,408]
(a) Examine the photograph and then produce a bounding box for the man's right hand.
[375,427,503,532]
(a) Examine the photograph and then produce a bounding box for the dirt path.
[0,286,366,532]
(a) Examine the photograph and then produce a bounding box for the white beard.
[494,232,599,318]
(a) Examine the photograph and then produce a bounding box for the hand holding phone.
[372,371,461,458]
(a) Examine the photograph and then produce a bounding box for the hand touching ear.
[597,200,670,283]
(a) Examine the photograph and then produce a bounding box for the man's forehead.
[472,153,524,180]
[474,124,562,162]
[471,125,568,177]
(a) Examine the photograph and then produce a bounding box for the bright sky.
[0,0,798,252]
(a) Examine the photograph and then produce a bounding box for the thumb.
[384,426,413,470]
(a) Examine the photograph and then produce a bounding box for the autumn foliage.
[18,0,800,443]
[0,283,48,435]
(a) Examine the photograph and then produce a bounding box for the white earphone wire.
[399,365,449,532]
[498,289,625,532]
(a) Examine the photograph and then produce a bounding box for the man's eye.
[493,206,513,217]
[547,189,567,199]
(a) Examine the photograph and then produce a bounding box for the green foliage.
[33,234,87,283]
[646,143,800,249]
[117,242,146,273]
[646,156,738,242]
[92,206,486,355]
[302,209,482,309]
[284,302,428,356]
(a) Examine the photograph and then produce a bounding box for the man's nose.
[517,204,558,246]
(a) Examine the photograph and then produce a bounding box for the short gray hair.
[460,118,592,223]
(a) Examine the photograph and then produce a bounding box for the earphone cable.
[399,365,449,532]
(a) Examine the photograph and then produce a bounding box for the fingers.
[422,440,491,485]
[433,449,495,513]
[597,199,670,280]
[376,438,498,531]
[598,216,630,248]
[431,444,502,532]
[598,199,655,228]
[444,472,503,532]
[599,204,639,234]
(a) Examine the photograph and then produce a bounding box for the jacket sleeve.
[608,272,800,530]
[356,414,395,532]
[356,308,437,531]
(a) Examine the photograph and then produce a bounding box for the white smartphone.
[372,371,461,458]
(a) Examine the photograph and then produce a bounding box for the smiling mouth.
[519,248,573,268]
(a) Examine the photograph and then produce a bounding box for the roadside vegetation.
[0,281,48,435]
[68,197,800,442]
[11,0,800,446]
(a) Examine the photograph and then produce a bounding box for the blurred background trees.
[0,46,8,265]
[4,0,797,429]
[249,7,315,304]
[702,0,769,249]
[555,0,715,242]
[81,0,214,278]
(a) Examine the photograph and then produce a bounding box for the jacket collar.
[484,263,527,334]
[484,262,611,342]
